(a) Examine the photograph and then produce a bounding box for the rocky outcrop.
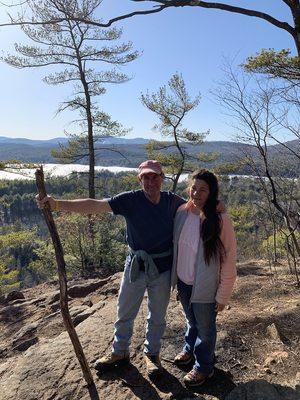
[0,261,299,400]
[0,276,120,400]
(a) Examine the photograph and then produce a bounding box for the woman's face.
[189,178,210,210]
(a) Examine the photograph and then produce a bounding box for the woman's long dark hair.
[189,169,225,265]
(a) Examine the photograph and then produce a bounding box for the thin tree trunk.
[35,167,99,399]
[286,239,294,275]
[172,161,184,193]
[172,123,185,193]
[85,96,96,199]
[68,18,96,199]
[285,234,300,286]
[290,3,300,56]
[68,21,96,275]
[271,216,278,263]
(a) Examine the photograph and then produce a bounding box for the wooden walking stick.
[35,167,99,399]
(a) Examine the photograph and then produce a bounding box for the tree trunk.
[262,157,300,258]
[290,2,300,56]
[68,19,96,199]
[86,99,96,200]
[172,160,184,193]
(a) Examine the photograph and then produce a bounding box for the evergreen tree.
[141,73,213,192]
[3,0,138,198]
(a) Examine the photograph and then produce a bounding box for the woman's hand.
[35,194,56,211]
[216,200,226,213]
[215,302,225,313]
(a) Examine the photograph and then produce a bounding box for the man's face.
[139,172,163,197]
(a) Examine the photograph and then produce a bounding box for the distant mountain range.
[0,136,299,176]
[0,136,152,166]
[0,136,149,146]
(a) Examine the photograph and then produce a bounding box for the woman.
[171,169,237,387]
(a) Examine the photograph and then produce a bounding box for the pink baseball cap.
[138,160,163,177]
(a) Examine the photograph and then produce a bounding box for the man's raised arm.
[36,195,112,214]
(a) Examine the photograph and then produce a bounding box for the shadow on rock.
[96,362,163,400]
[189,368,236,400]
[151,367,198,399]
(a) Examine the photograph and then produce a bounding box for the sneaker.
[94,353,130,372]
[174,351,194,366]
[144,354,163,378]
[183,368,214,387]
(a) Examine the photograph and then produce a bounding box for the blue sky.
[0,1,295,142]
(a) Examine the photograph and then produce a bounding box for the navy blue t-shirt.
[108,190,185,272]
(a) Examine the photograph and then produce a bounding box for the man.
[37,160,185,378]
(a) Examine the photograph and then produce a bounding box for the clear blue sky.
[0,1,295,141]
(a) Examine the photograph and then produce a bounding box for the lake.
[0,163,264,182]
[0,163,141,181]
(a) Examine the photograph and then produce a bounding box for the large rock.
[46,291,60,305]
[13,337,39,352]
[266,323,282,342]
[68,278,110,298]
[5,291,25,303]
[13,322,39,344]
[44,278,110,305]
[0,294,120,400]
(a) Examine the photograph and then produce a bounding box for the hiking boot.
[144,354,163,378]
[183,368,214,387]
[174,351,194,366]
[94,353,130,372]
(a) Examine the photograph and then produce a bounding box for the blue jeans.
[112,260,171,356]
[177,279,217,374]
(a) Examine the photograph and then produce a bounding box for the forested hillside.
[0,171,299,294]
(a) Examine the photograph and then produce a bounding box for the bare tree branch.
[0,1,295,39]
